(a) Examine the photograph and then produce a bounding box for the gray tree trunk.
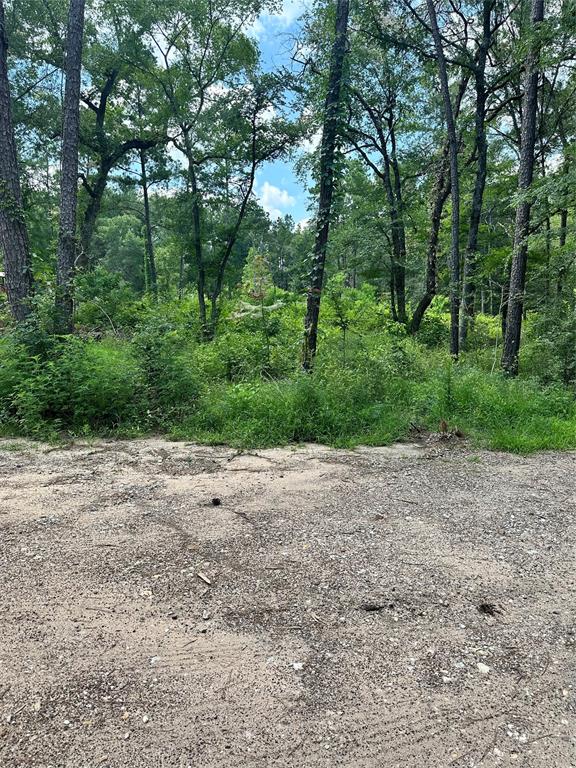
[0,0,33,321]
[410,75,468,336]
[427,0,461,358]
[502,0,544,375]
[55,0,86,333]
[409,157,450,334]
[459,0,492,347]
[303,0,350,370]
[139,149,158,300]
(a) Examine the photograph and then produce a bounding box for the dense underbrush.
[1,277,575,453]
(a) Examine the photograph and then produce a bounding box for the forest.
[1,0,576,452]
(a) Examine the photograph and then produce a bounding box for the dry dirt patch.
[0,438,575,767]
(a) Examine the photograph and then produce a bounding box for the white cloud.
[248,0,307,39]
[257,180,296,220]
[300,128,322,154]
[274,0,307,27]
[258,104,277,124]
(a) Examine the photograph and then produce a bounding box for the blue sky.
[250,1,313,227]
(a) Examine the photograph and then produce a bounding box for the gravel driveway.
[0,438,574,767]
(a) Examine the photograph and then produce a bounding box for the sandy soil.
[0,437,575,768]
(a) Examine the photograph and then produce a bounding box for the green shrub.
[132,319,203,423]
[1,287,575,453]
[0,334,145,437]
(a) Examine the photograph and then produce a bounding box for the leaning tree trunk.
[502,0,544,376]
[409,156,450,334]
[78,159,111,268]
[0,0,33,321]
[459,0,491,347]
[303,0,350,371]
[55,0,86,333]
[410,75,468,335]
[427,0,461,358]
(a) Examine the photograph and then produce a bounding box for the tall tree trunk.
[55,0,86,333]
[381,138,407,324]
[0,0,33,321]
[188,162,208,336]
[557,209,568,296]
[410,76,468,335]
[388,116,408,324]
[78,161,111,267]
[502,0,544,375]
[389,256,398,322]
[303,0,350,370]
[409,156,450,334]
[427,0,461,358]
[556,136,569,297]
[139,149,158,300]
[459,0,491,348]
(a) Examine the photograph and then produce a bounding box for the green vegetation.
[1,0,575,454]
[1,278,574,453]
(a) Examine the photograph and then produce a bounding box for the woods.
[0,0,575,448]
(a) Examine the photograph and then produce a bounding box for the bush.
[0,336,145,437]
[132,318,204,423]
[1,287,575,453]
[74,267,140,331]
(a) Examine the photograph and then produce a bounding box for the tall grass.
[0,295,574,453]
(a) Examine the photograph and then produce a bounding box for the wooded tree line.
[0,0,575,378]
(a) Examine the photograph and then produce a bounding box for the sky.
[250,1,312,227]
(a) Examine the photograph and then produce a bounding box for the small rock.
[142,715,149,724]
[292,662,304,671]
[477,662,491,675]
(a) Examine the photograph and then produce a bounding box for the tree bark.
[501,0,544,375]
[303,0,350,370]
[426,0,461,358]
[79,161,111,265]
[389,256,398,322]
[409,156,450,334]
[55,0,86,333]
[557,209,568,296]
[139,149,158,300]
[389,120,408,325]
[186,159,208,335]
[410,75,468,335]
[459,0,492,348]
[0,0,33,321]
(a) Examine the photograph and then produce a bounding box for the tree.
[77,9,164,265]
[426,0,461,357]
[142,0,289,333]
[55,0,86,333]
[502,0,545,375]
[303,0,350,370]
[345,48,418,325]
[0,0,33,321]
[139,148,158,299]
[459,0,493,347]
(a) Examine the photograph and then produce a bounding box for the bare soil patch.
[0,438,575,767]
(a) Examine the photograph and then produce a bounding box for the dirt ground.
[0,437,575,768]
